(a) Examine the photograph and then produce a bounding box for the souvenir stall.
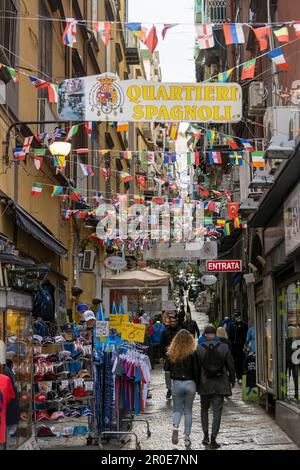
[32,311,95,448]
[103,268,170,320]
[93,304,152,449]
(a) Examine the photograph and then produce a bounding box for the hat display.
[83,310,96,322]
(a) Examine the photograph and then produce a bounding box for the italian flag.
[6,66,19,83]
[31,183,43,196]
[66,125,79,141]
[241,59,256,80]
[47,83,58,103]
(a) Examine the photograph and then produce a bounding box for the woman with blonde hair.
[164,329,200,447]
[217,326,232,350]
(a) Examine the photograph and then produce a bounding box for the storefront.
[0,290,33,450]
[103,268,170,319]
[250,151,300,446]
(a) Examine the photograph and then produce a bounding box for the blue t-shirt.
[151,323,166,344]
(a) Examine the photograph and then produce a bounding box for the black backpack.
[202,343,224,378]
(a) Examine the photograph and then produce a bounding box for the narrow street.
[117,304,299,451]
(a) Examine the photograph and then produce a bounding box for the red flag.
[194,152,200,166]
[254,26,271,51]
[145,26,158,53]
[136,175,146,188]
[162,23,177,40]
[228,203,239,219]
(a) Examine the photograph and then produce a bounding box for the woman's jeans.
[172,380,196,436]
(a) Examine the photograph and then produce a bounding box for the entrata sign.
[206,260,242,272]
[58,73,242,123]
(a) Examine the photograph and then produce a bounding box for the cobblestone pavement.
[114,304,299,451]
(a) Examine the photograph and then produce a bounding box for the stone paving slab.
[108,305,299,451]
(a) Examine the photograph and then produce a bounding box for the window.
[0,0,17,66]
[39,1,53,79]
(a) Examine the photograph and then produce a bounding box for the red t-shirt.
[0,374,15,444]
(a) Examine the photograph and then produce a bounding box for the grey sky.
[128,0,196,82]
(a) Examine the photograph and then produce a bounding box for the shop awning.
[103,268,171,288]
[14,204,68,258]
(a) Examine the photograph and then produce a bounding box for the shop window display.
[279,283,300,406]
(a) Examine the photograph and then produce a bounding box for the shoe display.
[171,428,179,445]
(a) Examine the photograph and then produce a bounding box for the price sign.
[96,321,110,338]
[121,322,146,343]
[109,314,129,333]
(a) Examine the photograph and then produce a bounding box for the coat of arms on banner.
[89,74,124,116]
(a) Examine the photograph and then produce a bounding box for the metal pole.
[267,0,280,107]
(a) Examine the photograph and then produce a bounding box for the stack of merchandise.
[32,320,94,444]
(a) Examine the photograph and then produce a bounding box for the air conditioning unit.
[81,250,96,272]
[249,82,266,115]
[264,107,299,159]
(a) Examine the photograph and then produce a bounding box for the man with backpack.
[197,325,235,449]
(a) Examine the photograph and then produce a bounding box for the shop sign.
[121,322,146,343]
[200,275,218,286]
[58,73,242,123]
[284,181,300,256]
[105,256,127,271]
[6,292,33,310]
[96,321,110,338]
[109,314,129,333]
[143,241,217,260]
[206,260,242,272]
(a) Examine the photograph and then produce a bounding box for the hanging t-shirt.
[0,374,15,444]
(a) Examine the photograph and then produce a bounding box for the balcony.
[125,30,141,65]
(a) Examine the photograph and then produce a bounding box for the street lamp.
[49,140,71,158]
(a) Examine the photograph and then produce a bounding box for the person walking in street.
[228,312,248,384]
[164,329,200,447]
[198,325,235,449]
[182,311,200,339]
[216,327,232,350]
[160,316,180,399]
[176,305,186,328]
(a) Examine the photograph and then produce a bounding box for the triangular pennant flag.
[145,25,158,53]
[162,23,177,40]
[93,21,111,45]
